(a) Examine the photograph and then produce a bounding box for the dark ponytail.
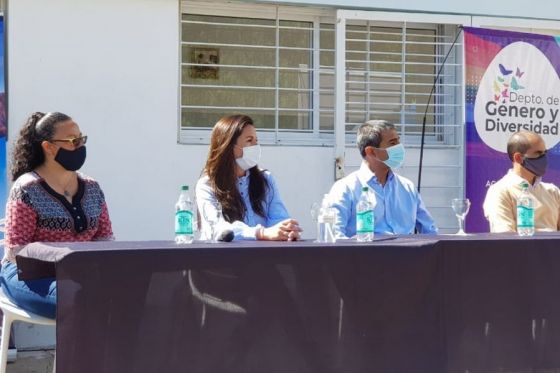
[10,112,72,181]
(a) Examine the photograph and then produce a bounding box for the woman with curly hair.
[196,114,301,241]
[0,112,113,318]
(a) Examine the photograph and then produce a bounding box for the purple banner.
[465,27,560,232]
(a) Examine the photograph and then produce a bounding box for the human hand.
[259,219,303,241]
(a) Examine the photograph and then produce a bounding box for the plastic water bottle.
[175,185,194,244]
[517,182,535,236]
[356,186,375,242]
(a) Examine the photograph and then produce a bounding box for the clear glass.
[192,219,200,241]
[310,202,322,243]
[202,201,222,242]
[451,198,471,235]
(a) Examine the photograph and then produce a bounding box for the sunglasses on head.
[51,135,88,147]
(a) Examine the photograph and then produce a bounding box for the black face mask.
[522,152,548,177]
[55,146,87,171]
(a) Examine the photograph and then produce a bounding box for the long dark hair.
[204,114,269,222]
[10,112,72,181]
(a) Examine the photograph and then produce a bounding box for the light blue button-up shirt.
[195,170,290,240]
[328,162,438,237]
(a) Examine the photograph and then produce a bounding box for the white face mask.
[380,143,405,169]
[235,144,261,171]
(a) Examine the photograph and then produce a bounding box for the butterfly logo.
[493,63,525,100]
[499,63,513,76]
[511,76,525,91]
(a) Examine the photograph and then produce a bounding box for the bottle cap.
[181,185,189,191]
[520,182,529,189]
[362,186,368,192]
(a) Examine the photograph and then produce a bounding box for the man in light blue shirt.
[328,120,437,237]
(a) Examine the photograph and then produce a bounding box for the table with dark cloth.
[15,234,560,373]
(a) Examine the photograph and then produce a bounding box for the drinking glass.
[202,201,222,242]
[310,202,322,242]
[192,219,200,241]
[451,198,471,235]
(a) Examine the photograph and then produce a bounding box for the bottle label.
[175,210,193,234]
[356,210,374,233]
[517,205,534,228]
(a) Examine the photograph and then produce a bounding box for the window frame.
[340,21,450,142]
[180,1,335,146]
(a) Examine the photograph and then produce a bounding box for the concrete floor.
[7,350,54,373]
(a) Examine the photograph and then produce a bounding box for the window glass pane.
[319,24,335,132]
[279,110,311,131]
[279,49,311,68]
[182,87,275,108]
[346,24,367,71]
[182,14,275,46]
[405,28,436,135]
[182,45,276,70]
[279,69,310,88]
[182,65,275,86]
[320,113,334,131]
[182,108,276,129]
[369,25,403,127]
[370,26,402,73]
[320,24,335,68]
[280,20,312,48]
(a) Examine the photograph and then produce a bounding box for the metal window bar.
[181,63,335,72]
[313,18,321,137]
[400,24,407,139]
[366,21,372,122]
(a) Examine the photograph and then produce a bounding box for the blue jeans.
[0,261,56,319]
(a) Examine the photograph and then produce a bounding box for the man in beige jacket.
[483,130,560,232]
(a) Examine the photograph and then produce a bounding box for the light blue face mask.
[381,143,405,169]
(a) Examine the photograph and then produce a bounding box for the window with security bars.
[337,22,462,144]
[181,8,336,144]
[180,3,461,146]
